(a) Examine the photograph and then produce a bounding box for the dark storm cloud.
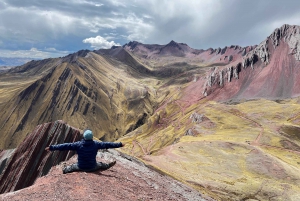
[141,0,300,49]
[197,0,300,48]
[0,0,140,57]
[0,0,300,58]
[4,0,112,17]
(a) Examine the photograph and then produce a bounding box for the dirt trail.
[208,104,300,155]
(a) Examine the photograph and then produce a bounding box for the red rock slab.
[0,120,81,194]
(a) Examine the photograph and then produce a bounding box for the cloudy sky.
[0,0,300,59]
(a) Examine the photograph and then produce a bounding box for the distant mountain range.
[0,57,35,68]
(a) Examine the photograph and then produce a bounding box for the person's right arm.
[96,141,124,149]
[46,142,79,151]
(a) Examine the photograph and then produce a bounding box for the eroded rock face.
[203,24,300,98]
[204,62,242,93]
[221,46,227,55]
[0,120,81,194]
[238,24,300,70]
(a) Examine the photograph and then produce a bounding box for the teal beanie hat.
[83,129,93,140]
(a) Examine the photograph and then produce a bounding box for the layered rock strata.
[0,120,81,194]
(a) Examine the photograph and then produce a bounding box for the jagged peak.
[241,24,300,67]
[62,49,90,63]
[123,41,141,49]
[167,40,178,46]
[203,24,300,98]
[165,40,189,48]
[65,49,90,57]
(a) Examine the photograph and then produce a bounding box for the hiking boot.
[108,160,116,168]
[63,166,69,174]
[62,164,80,174]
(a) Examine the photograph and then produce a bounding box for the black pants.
[63,162,111,174]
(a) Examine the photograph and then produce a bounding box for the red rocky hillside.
[0,120,81,193]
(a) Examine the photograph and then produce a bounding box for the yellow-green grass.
[120,98,300,200]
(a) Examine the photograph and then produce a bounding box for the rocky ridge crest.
[203,24,300,98]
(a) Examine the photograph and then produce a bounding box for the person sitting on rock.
[45,129,124,174]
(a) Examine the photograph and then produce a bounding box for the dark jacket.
[50,139,122,170]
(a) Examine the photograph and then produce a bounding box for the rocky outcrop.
[227,66,233,82]
[245,25,300,65]
[286,26,300,60]
[219,70,224,86]
[190,112,204,123]
[0,120,81,194]
[215,47,221,55]
[0,149,15,175]
[221,46,227,55]
[204,61,242,93]
[242,54,258,69]
[233,63,241,79]
[203,24,300,97]
[242,48,247,56]
[185,128,194,136]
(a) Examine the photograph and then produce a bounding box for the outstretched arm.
[45,142,79,151]
[96,141,124,149]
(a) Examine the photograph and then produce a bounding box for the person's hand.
[121,143,125,147]
[45,147,50,151]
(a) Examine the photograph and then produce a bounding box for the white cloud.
[113,12,154,42]
[110,0,127,7]
[30,48,39,52]
[45,47,58,52]
[77,0,103,7]
[83,35,121,49]
[0,6,79,43]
